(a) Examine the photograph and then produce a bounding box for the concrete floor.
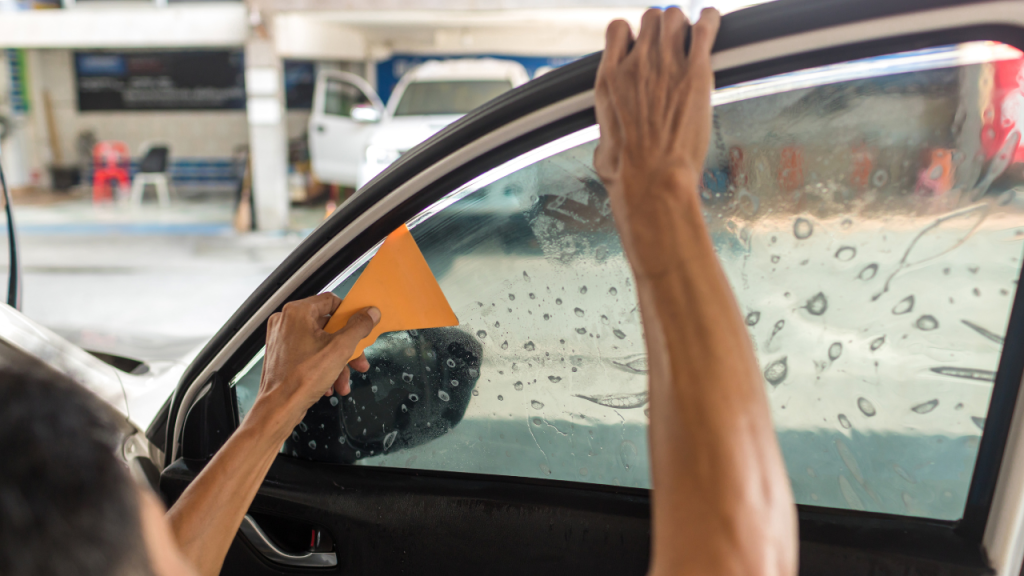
[3,189,326,363]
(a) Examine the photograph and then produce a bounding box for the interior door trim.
[239,514,338,568]
[168,3,1024,572]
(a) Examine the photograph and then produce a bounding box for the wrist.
[243,391,305,447]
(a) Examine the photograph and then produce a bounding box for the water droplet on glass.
[600,315,609,324]
[916,315,939,331]
[771,255,780,264]
[524,341,536,351]
[835,246,857,261]
[402,372,414,383]
[770,319,785,339]
[805,292,828,315]
[383,430,397,451]
[472,389,479,396]
[371,385,378,393]
[523,271,531,282]
[497,395,504,401]
[500,340,510,351]
[548,376,562,383]
[613,329,626,339]
[401,404,408,413]
[576,327,587,335]
[764,357,788,386]
[580,286,588,294]
[972,416,986,430]
[329,396,339,407]
[619,440,638,470]
[531,400,545,409]
[858,263,879,280]
[308,440,317,450]
[476,330,488,339]
[574,307,585,317]
[532,417,543,426]
[450,380,460,388]
[793,217,814,239]
[870,336,886,351]
[838,414,852,429]
[555,298,563,305]
[514,381,524,391]
[438,390,450,402]
[408,393,419,402]
[543,314,551,321]
[298,421,308,433]
[828,342,843,361]
[508,294,516,302]
[912,399,938,414]
[892,295,915,315]
[745,311,761,326]
[857,397,877,417]
[540,463,552,475]
[291,431,300,442]
[961,319,1004,344]
[841,218,853,229]
[355,450,361,458]
[609,287,618,296]
[469,368,478,378]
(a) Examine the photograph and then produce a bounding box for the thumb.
[327,307,381,358]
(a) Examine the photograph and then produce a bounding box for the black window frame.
[165,1,1024,570]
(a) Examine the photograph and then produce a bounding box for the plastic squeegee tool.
[323,224,459,362]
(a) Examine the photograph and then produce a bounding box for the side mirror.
[351,104,381,123]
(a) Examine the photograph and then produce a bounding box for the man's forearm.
[626,175,798,576]
[165,396,295,576]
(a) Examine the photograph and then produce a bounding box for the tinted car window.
[393,80,513,116]
[234,42,1024,520]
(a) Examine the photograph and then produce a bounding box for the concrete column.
[244,34,289,232]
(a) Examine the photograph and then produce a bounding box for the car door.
[157,1,1024,574]
[308,71,385,188]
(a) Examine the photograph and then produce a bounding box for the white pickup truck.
[308,58,530,190]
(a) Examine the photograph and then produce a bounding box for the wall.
[36,49,250,167]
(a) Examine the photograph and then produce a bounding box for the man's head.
[0,367,152,576]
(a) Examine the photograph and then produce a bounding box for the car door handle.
[239,514,338,568]
[316,124,326,133]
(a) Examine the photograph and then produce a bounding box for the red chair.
[92,141,131,203]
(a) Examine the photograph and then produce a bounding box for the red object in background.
[984,53,1024,163]
[778,146,804,191]
[849,144,875,190]
[915,148,955,196]
[92,141,131,203]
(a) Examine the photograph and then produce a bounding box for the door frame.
[167,2,1024,573]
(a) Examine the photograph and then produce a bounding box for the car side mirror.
[351,104,381,123]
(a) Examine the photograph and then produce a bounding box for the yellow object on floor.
[324,224,459,362]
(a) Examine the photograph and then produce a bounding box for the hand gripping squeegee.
[323,225,459,362]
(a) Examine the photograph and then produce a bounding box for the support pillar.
[244,34,289,232]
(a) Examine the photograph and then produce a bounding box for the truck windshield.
[393,80,513,116]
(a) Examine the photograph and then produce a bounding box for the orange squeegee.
[324,224,459,362]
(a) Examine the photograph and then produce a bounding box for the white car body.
[358,59,530,188]
[307,59,529,191]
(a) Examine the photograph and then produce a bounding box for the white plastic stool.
[130,173,171,207]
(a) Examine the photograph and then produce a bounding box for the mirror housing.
[351,104,381,123]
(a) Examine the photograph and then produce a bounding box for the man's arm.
[165,293,380,576]
[594,9,798,576]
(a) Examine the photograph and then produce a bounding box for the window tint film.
[234,42,1024,520]
[324,78,370,117]
[394,81,513,116]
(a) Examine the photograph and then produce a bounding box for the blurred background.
[0,0,762,365]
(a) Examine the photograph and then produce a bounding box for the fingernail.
[366,306,381,324]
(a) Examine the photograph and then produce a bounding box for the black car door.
[156,0,1024,573]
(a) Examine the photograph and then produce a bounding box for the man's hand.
[594,7,720,277]
[166,293,380,576]
[254,293,380,437]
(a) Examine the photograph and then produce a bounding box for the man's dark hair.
[0,365,152,576]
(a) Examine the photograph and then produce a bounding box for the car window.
[393,80,514,116]
[233,42,1024,521]
[324,78,370,117]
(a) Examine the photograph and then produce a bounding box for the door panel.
[309,71,384,188]
[163,2,1024,575]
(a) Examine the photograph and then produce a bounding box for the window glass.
[234,42,1024,520]
[324,78,369,117]
[394,81,513,116]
